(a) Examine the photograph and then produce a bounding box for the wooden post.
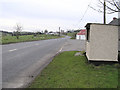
[59,27,60,36]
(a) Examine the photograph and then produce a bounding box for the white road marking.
[9,49,17,52]
[35,44,39,45]
[57,42,67,54]
[8,44,39,52]
[58,42,68,52]
[59,47,63,52]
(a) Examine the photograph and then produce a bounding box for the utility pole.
[118,1,120,18]
[103,0,106,24]
[59,27,60,36]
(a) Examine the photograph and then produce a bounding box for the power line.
[75,0,93,27]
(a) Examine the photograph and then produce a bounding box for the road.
[2,37,69,88]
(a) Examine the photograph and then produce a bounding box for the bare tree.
[99,0,120,14]
[90,0,120,14]
[89,0,120,24]
[14,23,22,39]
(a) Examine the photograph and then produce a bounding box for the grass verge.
[67,32,77,39]
[29,51,119,88]
[1,34,63,44]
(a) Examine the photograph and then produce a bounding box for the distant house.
[109,17,120,25]
[85,23,119,62]
[76,29,86,40]
[109,17,120,52]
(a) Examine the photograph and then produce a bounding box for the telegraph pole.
[103,0,106,24]
[118,1,120,18]
[59,27,60,36]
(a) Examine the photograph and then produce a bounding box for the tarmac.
[61,39,85,52]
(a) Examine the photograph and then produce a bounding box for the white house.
[76,29,86,40]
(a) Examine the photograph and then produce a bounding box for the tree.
[74,30,81,32]
[49,31,53,33]
[44,29,48,34]
[98,0,120,14]
[14,23,22,39]
[89,0,120,24]
[90,0,120,14]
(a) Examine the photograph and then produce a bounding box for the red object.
[77,29,86,35]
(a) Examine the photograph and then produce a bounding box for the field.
[29,51,119,88]
[1,34,62,44]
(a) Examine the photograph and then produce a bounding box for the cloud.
[0,0,118,32]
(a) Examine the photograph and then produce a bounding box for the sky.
[0,0,118,32]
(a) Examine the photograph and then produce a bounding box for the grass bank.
[29,51,119,88]
[67,32,77,39]
[1,34,63,44]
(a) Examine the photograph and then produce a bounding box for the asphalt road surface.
[2,37,69,88]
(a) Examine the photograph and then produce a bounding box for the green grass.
[67,32,77,39]
[29,51,119,88]
[1,34,63,44]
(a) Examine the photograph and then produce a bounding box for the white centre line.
[9,49,17,52]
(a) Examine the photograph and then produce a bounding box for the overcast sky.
[0,0,118,32]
